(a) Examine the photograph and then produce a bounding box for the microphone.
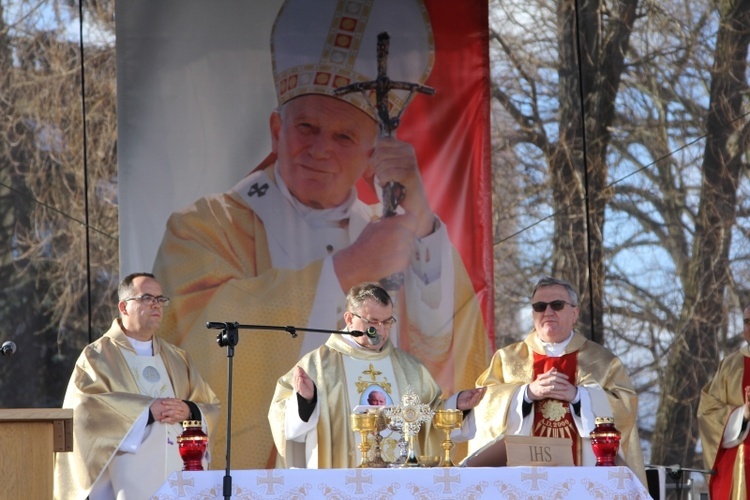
[357,326,381,346]
[1,341,16,357]
[203,321,382,345]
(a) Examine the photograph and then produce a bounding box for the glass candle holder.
[177,420,208,471]
[589,416,621,466]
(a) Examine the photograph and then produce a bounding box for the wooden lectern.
[0,408,73,498]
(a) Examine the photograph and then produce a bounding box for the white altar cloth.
[151,466,651,499]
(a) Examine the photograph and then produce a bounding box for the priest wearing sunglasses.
[468,276,646,486]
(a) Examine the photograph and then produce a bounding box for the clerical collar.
[125,336,154,356]
[537,331,574,357]
[274,163,357,226]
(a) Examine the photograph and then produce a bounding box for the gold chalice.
[350,412,378,468]
[434,409,463,467]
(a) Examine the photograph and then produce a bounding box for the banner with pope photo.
[116,0,492,469]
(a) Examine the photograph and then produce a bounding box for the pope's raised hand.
[371,137,436,238]
[333,212,419,292]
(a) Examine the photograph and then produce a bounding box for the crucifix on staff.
[335,31,435,290]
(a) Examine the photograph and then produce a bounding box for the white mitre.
[271,0,435,120]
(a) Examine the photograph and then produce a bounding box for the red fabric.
[532,351,579,464]
[356,0,494,347]
[710,356,750,500]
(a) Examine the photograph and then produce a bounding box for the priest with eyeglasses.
[467,276,646,486]
[54,272,220,500]
[269,281,486,468]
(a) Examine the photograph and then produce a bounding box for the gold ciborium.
[350,412,378,468]
[434,409,463,467]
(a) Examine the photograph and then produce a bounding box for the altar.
[150,466,651,499]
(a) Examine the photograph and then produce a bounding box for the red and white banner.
[117,0,492,469]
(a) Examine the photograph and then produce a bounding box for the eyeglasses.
[351,312,396,328]
[123,294,170,307]
[531,300,574,313]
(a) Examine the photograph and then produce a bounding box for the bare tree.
[650,0,750,468]
[0,1,118,407]
[490,0,750,475]
[490,0,638,343]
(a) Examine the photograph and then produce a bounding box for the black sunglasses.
[531,300,574,313]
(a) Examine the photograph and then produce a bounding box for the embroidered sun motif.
[541,399,568,421]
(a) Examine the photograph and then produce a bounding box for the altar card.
[462,435,573,467]
[505,435,573,466]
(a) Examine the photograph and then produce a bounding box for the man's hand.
[333,137,441,292]
[371,137,436,239]
[457,386,487,411]
[744,386,750,420]
[333,213,419,292]
[527,368,577,402]
[150,398,191,425]
[293,366,315,402]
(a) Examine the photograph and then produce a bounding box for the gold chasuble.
[470,330,646,486]
[269,335,445,468]
[698,346,750,500]
[154,165,491,469]
[53,319,221,500]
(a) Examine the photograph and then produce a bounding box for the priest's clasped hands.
[150,397,191,425]
[527,368,577,402]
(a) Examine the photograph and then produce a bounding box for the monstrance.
[383,386,434,467]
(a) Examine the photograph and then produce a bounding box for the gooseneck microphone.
[364,326,381,346]
[1,341,17,357]
[206,322,382,346]
[349,326,381,346]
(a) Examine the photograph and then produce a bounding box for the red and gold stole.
[531,351,579,464]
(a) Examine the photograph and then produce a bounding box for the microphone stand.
[664,466,714,498]
[646,464,715,499]
[206,321,370,500]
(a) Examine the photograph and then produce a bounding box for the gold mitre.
[271,0,435,121]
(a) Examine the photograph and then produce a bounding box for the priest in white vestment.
[269,282,486,468]
[53,273,221,500]
[153,0,491,469]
